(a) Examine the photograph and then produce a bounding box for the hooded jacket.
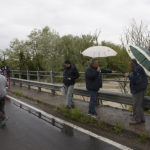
[63,64,79,86]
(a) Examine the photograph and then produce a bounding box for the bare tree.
[121,19,150,50]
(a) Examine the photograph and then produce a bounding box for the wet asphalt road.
[0,100,120,150]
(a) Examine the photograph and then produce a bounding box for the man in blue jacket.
[85,59,114,118]
[125,59,148,125]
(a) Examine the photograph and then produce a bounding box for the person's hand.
[67,78,71,80]
[97,67,101,72]
[112,71,117,73]
[125,72,129,77]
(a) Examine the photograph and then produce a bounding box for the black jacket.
[85,65,112,91]
[63,64,79,86]
[128,64,148,94]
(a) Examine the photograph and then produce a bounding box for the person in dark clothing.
[85,59,115,118]
[125,59,148,125]
[1,65,11,88]
[63,60,79,108]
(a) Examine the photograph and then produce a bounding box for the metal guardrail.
[11,78,150,109]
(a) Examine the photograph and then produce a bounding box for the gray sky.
[0,0,150,49]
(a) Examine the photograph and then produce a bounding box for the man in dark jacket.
[85,59,114,118]
[63,60,79,108]
[125,59,148,125]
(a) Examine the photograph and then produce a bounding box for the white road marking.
[7,95,133,150]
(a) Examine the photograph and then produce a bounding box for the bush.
[80,115,95,123]
[138,132,149,143]
[12,91,23,97]
[113,121,123,134]
[97,120,106,129]
[70,108,82,121]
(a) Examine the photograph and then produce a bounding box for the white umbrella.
[82,46,117,58]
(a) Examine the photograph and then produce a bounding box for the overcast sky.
[0,0,150,49]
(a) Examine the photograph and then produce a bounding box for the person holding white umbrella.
[82,45,117,118]
[86,59,116,118]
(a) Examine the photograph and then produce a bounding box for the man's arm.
[72,67,80,80]
[101,69,112,73]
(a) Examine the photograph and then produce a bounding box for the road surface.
[0,99,122,150]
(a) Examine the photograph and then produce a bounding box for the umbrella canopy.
[126,45,150,76]
[82,46,117,58]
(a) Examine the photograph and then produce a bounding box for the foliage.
[12,91,23,97]
[121,19,150,50]
[34,98,40,104]
[128,107,133,112]
[59,105,95,123]
[101,41,130,73]
[97,120,106,129]
[113,121,123,134]
[0,26,131,74]
[138,132,149,143]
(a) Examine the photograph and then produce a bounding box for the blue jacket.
[128,64,148,94]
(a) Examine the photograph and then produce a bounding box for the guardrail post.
[50,71,54,83]
[12,70,15,85]
[19,71,22,87]
[37,71,41,92]
[27,70,30,89]
[50,71,55,95]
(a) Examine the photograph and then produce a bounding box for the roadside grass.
[138,132,149,143]
[34,98,40,104]
[113,121,123,134]
[97,120,107,129]
[57,105,125,134]
[57,105,125,135]
[12,91,23,97]
[59,104,95,123]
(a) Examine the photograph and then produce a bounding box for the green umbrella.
[126,45,150,76]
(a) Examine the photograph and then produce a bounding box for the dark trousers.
[132,91,145,122]
[88,90,97,114]
[0,97,5,121]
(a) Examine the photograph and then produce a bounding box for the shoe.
[90,114,97,119]
[71,104,75,109]
[141,120,145,123]
[0,120,6,128]
[130,113,133,116]
[129,120,144,125]
[66,105,71,109]
[88,113,91,116]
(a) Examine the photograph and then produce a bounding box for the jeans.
[88,90,97,114]
[64,85,74,107]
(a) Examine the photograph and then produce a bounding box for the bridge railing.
[10,78,150,109]
[11,70,132,94]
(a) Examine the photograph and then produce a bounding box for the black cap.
[65,60,71,64]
